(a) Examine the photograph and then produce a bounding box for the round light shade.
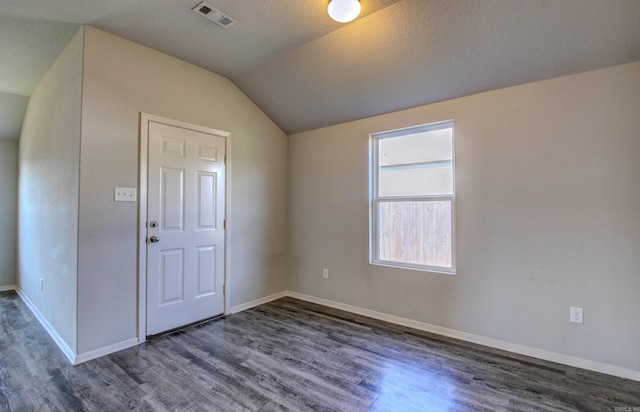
[328,0,361,23]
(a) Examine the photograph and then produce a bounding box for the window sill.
[370,260,456,275]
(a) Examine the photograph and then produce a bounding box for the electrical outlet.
[570,307,583,324]
[322,268,329,279]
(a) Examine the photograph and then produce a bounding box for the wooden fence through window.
[378,201,452,268]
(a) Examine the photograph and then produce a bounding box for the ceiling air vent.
[192,1,237,28]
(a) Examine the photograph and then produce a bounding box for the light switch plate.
[114,187,137,202]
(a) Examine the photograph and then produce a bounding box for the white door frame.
[137,112,232,343]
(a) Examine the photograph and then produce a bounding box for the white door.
[146,121,226,335]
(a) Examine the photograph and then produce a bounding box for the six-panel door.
[146,121,225,335]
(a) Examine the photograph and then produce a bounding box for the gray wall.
[0,140,18,288]
[15,25,288,359]
[18,28,83,353]
[14,22,638,376]
[289,62,640,372]
[77,26,288,354]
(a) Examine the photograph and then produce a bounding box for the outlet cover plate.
[570,307,584,324]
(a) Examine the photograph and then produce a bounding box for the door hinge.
[223,219,226,230]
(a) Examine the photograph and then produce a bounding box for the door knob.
[149,235,160,243]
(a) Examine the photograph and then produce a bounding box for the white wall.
[289,62,640,373]
[17,28,83,353]
[0,140,18,288]
[77,27,288,354]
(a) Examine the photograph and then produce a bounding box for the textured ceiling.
[235,0,640,133]
[0,0,639,139]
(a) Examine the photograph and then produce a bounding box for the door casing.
[138,113,232,342]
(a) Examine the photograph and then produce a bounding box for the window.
[370,121,455,273]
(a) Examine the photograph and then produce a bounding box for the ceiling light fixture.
[328,0,361,23]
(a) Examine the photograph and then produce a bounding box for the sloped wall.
[77,26,288,354]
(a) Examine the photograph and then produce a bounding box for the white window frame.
[369,120,456,274]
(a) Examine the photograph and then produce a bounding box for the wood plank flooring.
[1,291,639,411]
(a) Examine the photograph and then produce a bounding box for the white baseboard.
[74,338,140,365]
[0,284,16,292]
[230,291,288,314]
[16,288,77,364]
[13,285,639,382]
[286,291,640,382]
[16,289,145,365]
[13,287,287,365]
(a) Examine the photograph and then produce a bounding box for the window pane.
[378,127,452,196]
[379,164,452,196]
[378,128,452,166]
[378,200,452,268]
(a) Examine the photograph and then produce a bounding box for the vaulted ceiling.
[1,0,639,139]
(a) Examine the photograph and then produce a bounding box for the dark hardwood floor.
[1,291,639,411]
